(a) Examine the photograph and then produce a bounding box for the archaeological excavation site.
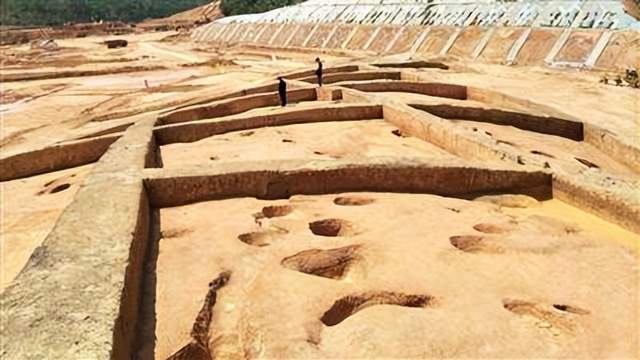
[1,0,639,358]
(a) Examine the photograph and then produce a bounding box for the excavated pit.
[473,223,512,234]
[320,291,435,326]
[449,235,487,252]
[309,218,355,237]
[238,228,288,247]
[281,245,361,279]
[261,204,293,218]
[502,298,590,334]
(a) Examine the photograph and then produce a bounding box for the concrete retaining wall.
[194,21,640,71]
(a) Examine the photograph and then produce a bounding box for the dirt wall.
[158,89,318,125]
[144,160,551,207]
[154,104,383,144]
[0,136,117,181]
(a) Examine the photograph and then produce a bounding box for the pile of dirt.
[138,1,223,31]
[165,0,222,23]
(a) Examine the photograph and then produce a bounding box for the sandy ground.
[161,119,454,168]
[151,193,639,359]
[1,31,335,155]
[0,32,341,293]
[0,164,93,290]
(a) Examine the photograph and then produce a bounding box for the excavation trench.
[157,89,318,125]
[410,103,584,140]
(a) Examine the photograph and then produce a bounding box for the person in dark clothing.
[278,77,287,107]
[315,57,323,87]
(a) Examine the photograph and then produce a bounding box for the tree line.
[221,0,302,17]
[0,0,303,27]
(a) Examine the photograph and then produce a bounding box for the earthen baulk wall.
[193,22,640,71]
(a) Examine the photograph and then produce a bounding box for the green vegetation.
[220,0,304,17]
[0,0,307,27]
[0,0,212,26]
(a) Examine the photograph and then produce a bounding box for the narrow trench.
[134,208,161,360]
[145,135,164,168]
[409,104,584,141]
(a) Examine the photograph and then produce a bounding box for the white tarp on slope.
[216,0,640,29]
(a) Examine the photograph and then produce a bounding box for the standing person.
[278,77,287,107]
[315,57,323,87]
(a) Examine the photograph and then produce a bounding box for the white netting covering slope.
[215,0,640,29]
